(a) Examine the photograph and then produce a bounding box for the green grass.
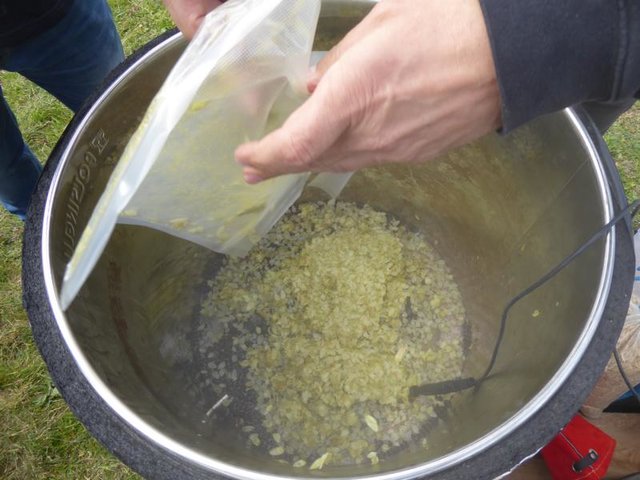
[0,2,172,479]
[606,104,640,205]
[1,2,640,479]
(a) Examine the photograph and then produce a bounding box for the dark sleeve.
[479,0,640,132]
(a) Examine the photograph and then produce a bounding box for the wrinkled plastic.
[60,0,351,310]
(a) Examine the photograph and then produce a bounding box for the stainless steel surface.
[41,1,616,478]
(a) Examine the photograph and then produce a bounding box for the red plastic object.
[541,414,616,480]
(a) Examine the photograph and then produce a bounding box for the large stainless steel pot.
[23,1,635,479]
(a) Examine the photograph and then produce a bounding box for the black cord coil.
[410,200,640,400]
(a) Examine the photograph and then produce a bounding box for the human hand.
[163,0,223,39]
[235,0,502,184]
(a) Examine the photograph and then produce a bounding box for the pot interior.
[45,2,611,477]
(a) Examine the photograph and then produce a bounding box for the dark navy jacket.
[480,0,640,131]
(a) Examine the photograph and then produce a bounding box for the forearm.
[480,0,640,132]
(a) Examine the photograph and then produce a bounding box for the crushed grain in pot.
[200,201,466,468]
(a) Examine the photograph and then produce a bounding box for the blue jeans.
[0,0,124,219]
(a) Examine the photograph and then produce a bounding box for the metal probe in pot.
[410,200,640,398]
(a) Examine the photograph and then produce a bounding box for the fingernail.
[244,172,264,184]
[235,143,253,165]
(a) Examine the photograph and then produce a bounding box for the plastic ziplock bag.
[60,0,351,310]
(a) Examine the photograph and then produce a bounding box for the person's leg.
[2,0,124,112]
[582,98,636,135]
[0,87,42,219]
[0,0,123,218]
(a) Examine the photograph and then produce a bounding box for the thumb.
[235,71,350,183]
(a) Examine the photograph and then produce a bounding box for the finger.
[307,34,362,93]
[236,72,351,182]
[190,0,224,38]
[163,0,223,39]
[307,10,377,92]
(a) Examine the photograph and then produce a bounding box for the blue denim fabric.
[0,0,124,219]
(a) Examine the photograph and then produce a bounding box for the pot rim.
[38,32,617,480]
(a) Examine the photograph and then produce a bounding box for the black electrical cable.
[410,199,640,398]
[613,348,640,406]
